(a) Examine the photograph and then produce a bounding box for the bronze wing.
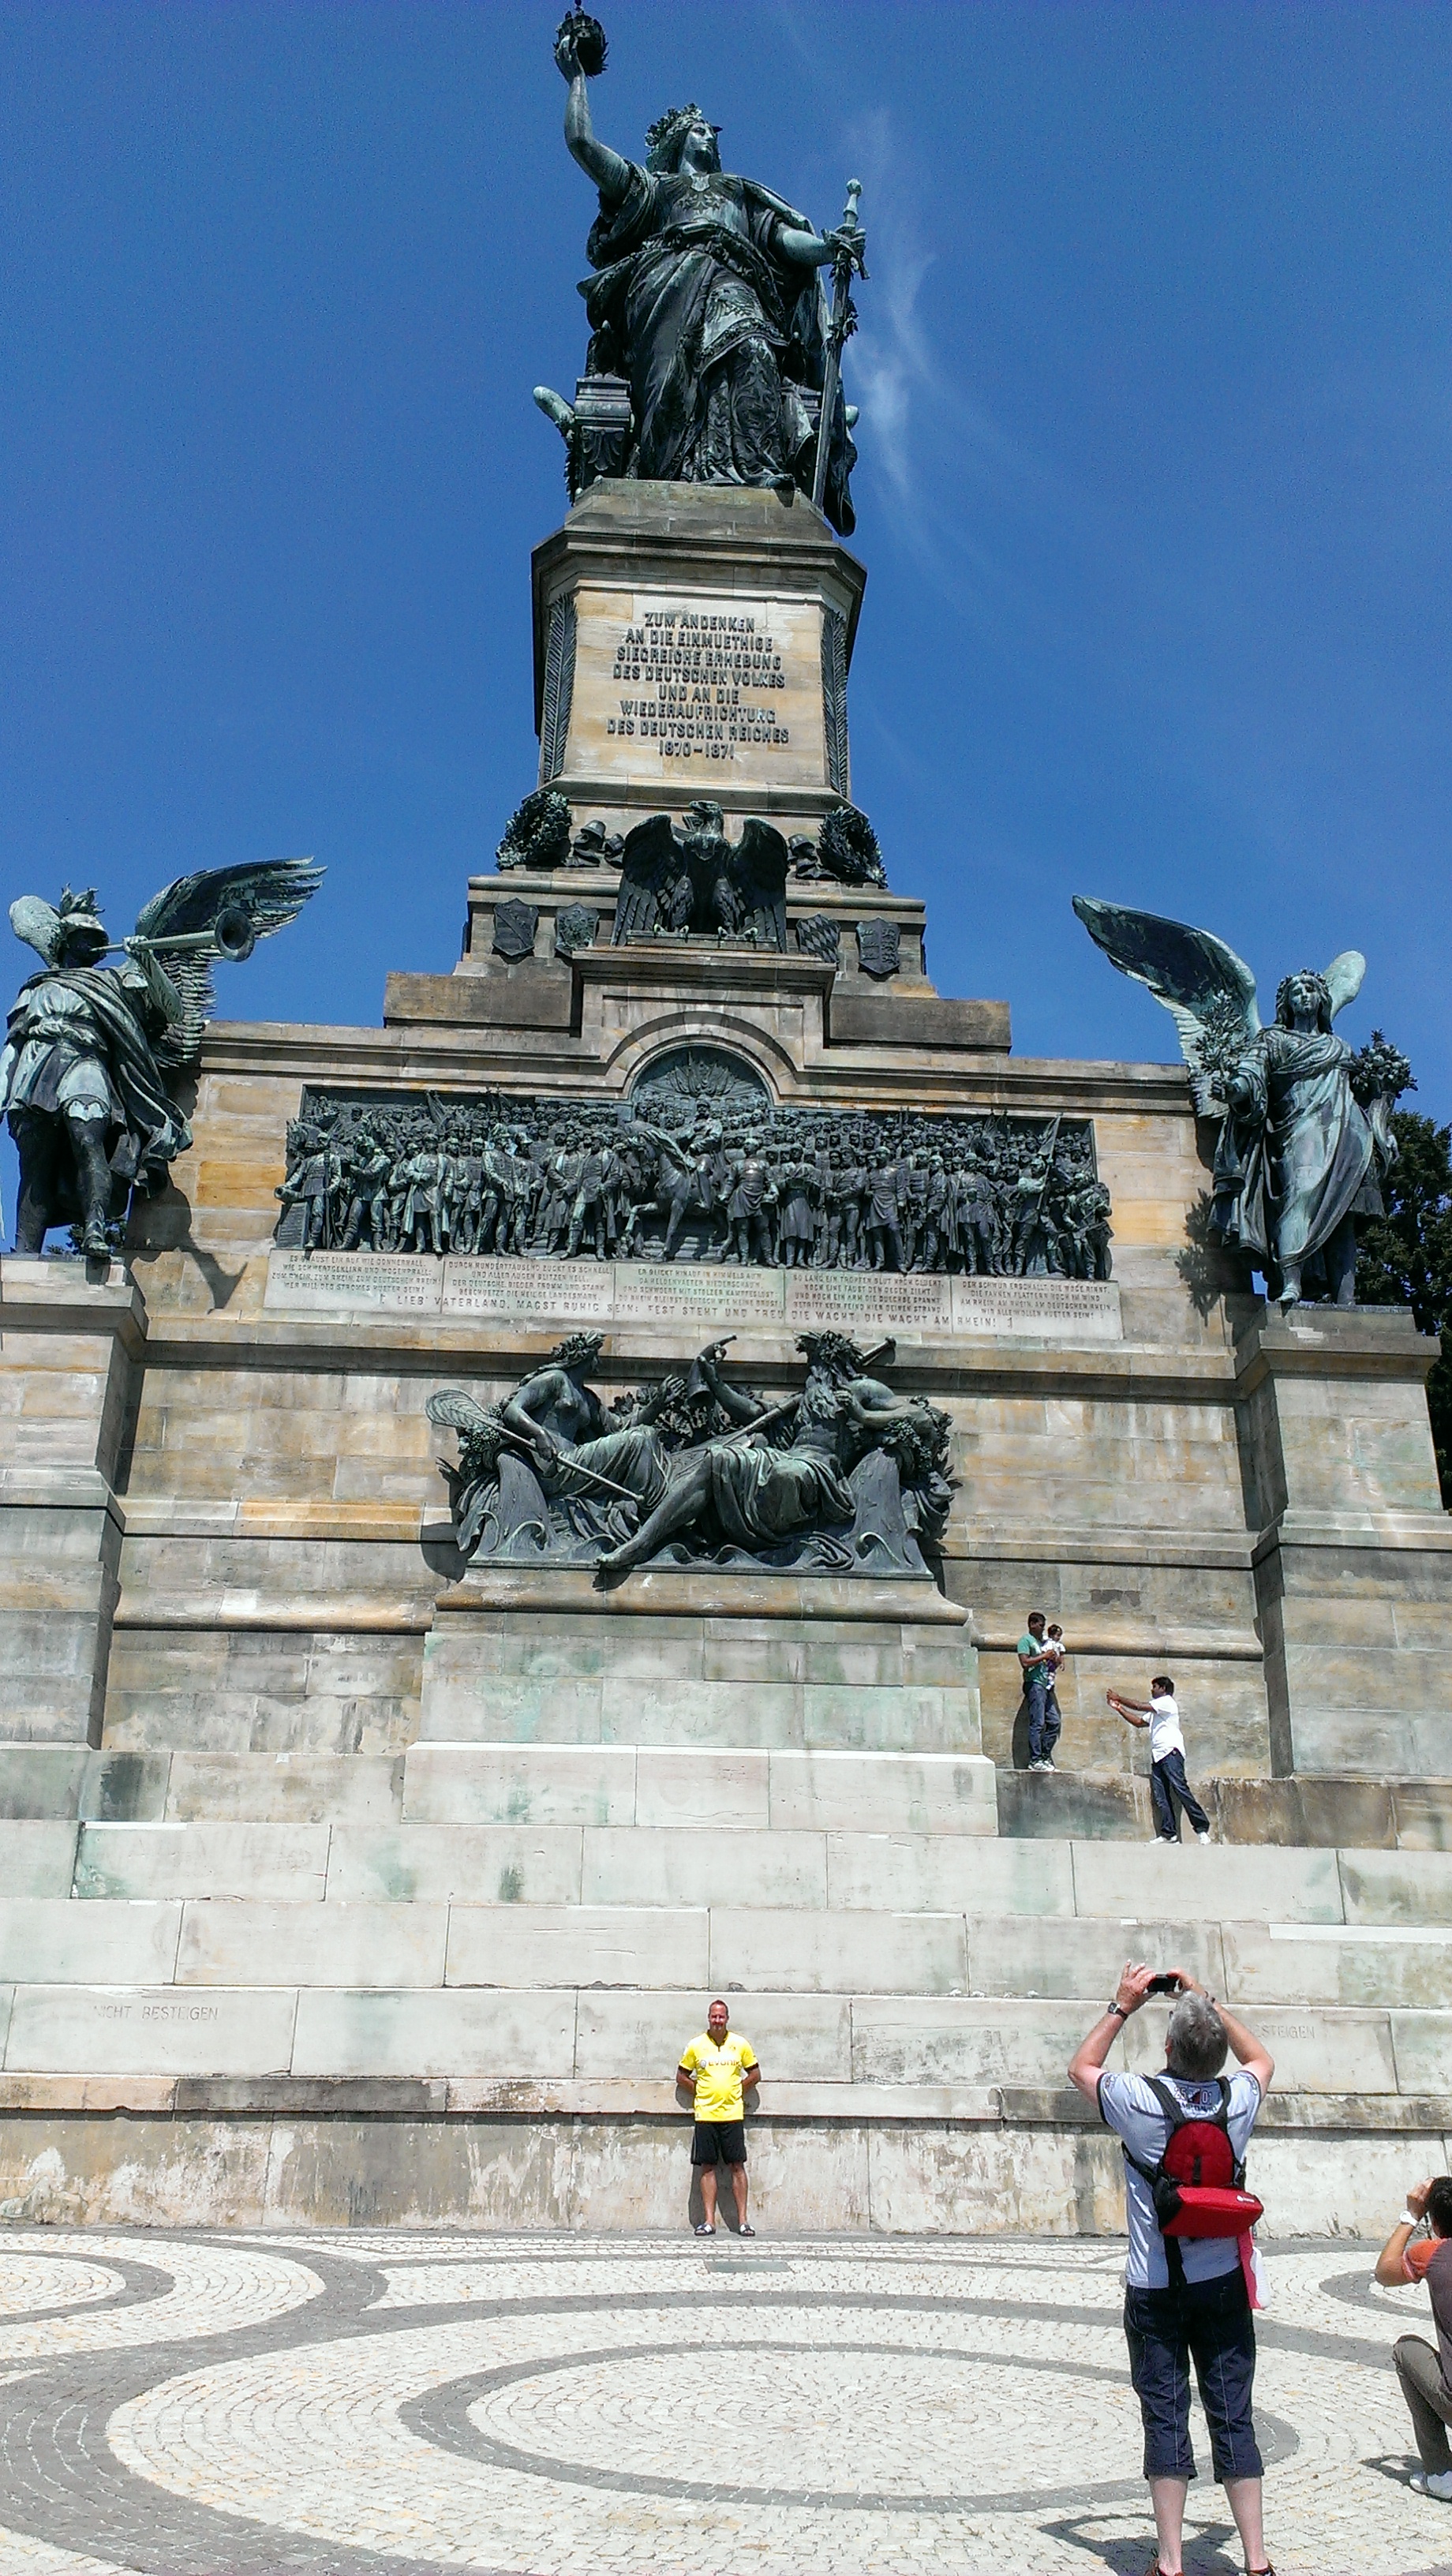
[729,818,790,953]
[611,814,687,944]
[133,857,324,1065]
[1072,896,1260,1111]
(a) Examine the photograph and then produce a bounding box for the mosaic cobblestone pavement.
[0,2229,1450,2575]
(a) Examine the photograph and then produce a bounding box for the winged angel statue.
[610,802,789,949]
[1073,898,1413,1309]
[2,859,322,1256]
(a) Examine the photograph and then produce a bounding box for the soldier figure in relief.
[290,1131,346,1249]
[724,1133,775,1266]
[340,1129,392,1253]
[567,1137,614,1261]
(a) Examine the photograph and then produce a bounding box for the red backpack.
[1125,2076,1265,2241]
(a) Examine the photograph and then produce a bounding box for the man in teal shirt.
[1019,1610,1058,1771]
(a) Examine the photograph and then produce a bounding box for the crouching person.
[1374,2174,1452,2499]
[1069,1965,1276,2576]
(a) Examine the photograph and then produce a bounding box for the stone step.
[5,1897,1452,2011]
[3,1744,1449,1852]
[417,1673,982,1753]
[1,1979,1447,2093]
[26,1818,1452,1923]
[1,2070,1446,2139]
[0,1747,406,1826]
[997,1767,1452,1850]
[402,1745,997,1833]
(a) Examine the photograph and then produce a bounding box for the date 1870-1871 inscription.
[607,607,789,764]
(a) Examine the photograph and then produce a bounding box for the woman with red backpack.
[1069,1965,1276,2576]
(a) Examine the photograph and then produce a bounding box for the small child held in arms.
[1106,1673,1211,1846]
[1044,1623,1067,1730]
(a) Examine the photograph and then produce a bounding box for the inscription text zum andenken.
[608,608,789,762]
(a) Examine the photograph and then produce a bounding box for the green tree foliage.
[1356,1110,1452,1505]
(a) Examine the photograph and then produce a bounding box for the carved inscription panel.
[264,1252,1124,1340]
[952,1279,1122,1340]
[563,585,828,789]
[264,1252,443,1316]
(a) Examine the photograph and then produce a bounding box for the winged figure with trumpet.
[2,858,322,1256]
[1074,897,1413,1309]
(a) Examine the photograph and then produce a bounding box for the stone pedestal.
[530,481,866,839]
[1234,1303,1452,1775]
[420,1563,982,1758]
[0,1259,145,1744]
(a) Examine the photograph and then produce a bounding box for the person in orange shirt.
[676,1998,759,2237]
[1375,2174,1452,2499]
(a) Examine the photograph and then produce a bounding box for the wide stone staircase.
[0,1727,1450,2233]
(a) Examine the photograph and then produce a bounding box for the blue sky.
[2,0,1449,1241]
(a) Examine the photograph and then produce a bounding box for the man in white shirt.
[1069,1967,1275,2576]
[1109,1673,1211,1845]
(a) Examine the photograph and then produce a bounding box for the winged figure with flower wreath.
[1074,897,1413,1309]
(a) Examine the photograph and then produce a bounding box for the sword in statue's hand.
[812,178,866,514]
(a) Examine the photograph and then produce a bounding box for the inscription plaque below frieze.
[264,1249,1123,1339]
[607,1263,784,1327]
[784,1270,952,1331]
[441,1258,614,1322]
[264,1251,444,1317]
[951,1278,1122,1340]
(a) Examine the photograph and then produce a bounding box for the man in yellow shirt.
[677,1998,760,2236]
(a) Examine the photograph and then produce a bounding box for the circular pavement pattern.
[419,2337,1298,2513]
[0,2230,1446,2575]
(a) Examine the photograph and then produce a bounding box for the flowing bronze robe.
[2,963,189,1181]
[1232,1026,1379,1273]
[582,166,856,529]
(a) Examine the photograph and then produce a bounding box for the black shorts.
[1124,2268,1262,2484]
[690,2119,747,2167]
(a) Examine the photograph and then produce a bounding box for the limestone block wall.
[4,964,1443,1781]
[89,1302,1277,1773]
[0,1830,1449,2231]
[1234,1306,1452,1777]
[103,1628,425,1757]
[421,1586,980,1758]
[0,1265,145,1745]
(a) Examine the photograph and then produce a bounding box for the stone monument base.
[0,1801,1446,2241]
[420,1565,982,1763]
[2,484,1449,2240]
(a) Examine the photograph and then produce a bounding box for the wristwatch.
[1400,2210,1421,2229]
[1106,2001,1128,2021]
